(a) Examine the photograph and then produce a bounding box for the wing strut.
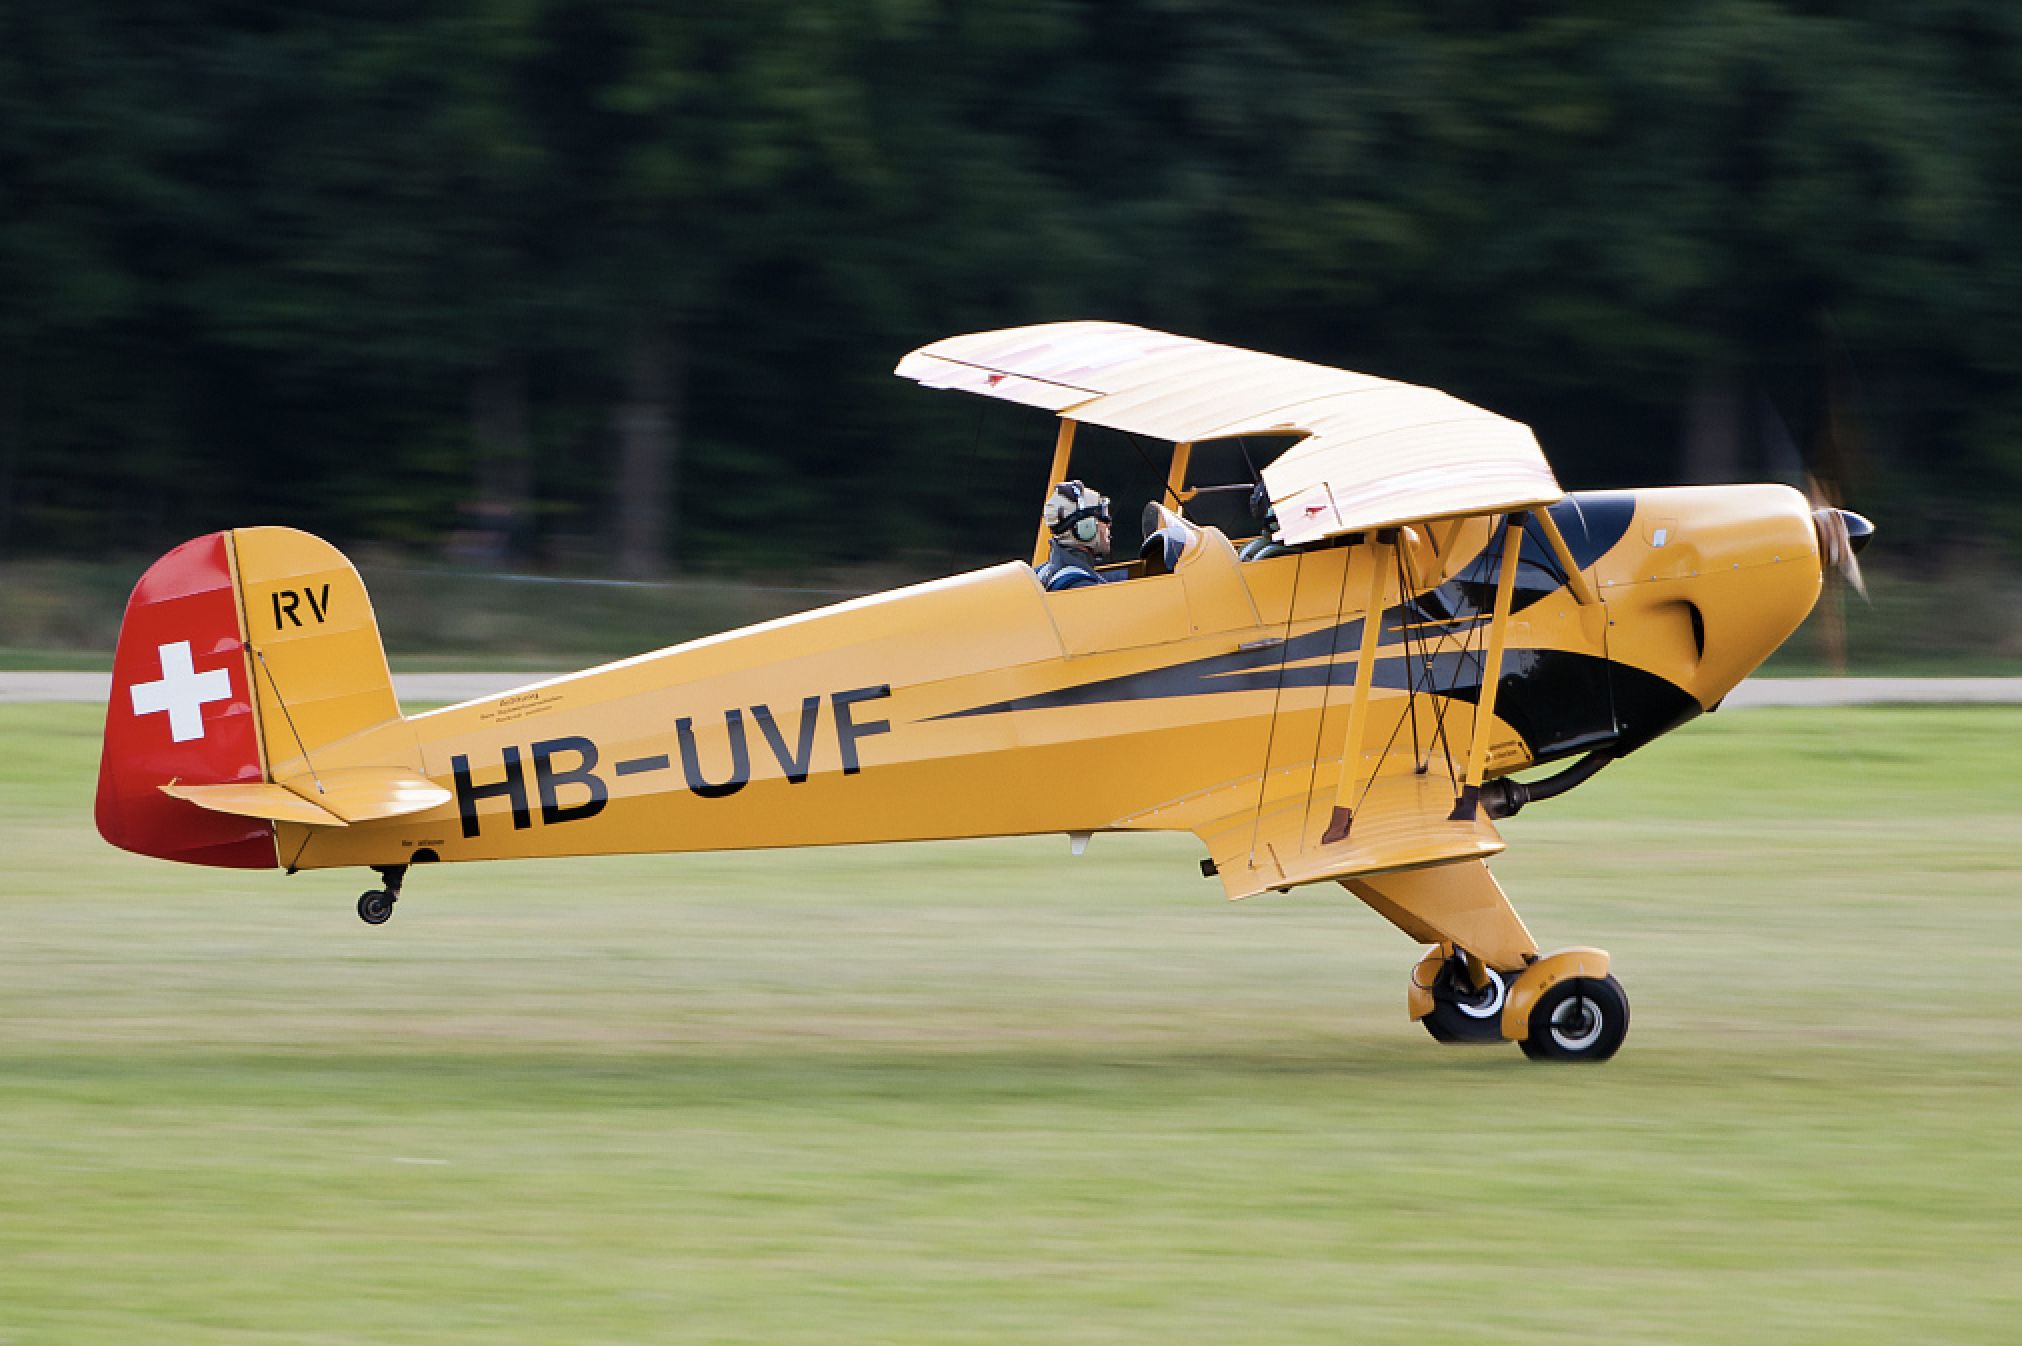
[1449,518,1524,820]
[1030,420,1078,566]
[1320,531,1394,844]
[1531,507,1599,605]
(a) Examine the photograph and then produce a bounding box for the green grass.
[2,704,2018,1344]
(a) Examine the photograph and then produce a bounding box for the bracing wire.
[1122,430,1183,508]
[1247,548,1305,864]
[1300,542,1359,829]
[252,648,325,795]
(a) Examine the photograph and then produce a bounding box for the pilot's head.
[1044,480,1112,558]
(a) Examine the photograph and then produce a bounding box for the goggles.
[1049,501,1110,533]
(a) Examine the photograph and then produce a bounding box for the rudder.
[97,532,273,866]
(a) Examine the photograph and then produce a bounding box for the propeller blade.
[1841,536,1868,600]
[1811,504,1874,602]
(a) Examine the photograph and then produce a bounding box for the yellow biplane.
[95,322,1871,1061]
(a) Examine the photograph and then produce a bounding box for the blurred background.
[2,2,2018,670]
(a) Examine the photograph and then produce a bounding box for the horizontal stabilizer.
[274,766,451,824]
[162,767,449,828]
[162,781,347,827]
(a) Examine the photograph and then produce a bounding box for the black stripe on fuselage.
[938,494,1635,721]
[925,493,1702,762]
[933,627,1482,720]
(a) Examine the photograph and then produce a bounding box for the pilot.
[1036,480,1113,590]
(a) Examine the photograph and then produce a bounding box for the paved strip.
[396,673,566,706]
[1720,677,2022,707]
[2,673,115,703]
[0,671,563,706]
[7,671,2022,708]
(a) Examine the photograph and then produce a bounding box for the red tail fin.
[95,532,276,868]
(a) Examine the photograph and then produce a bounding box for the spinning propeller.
[1808,476,1874,601]
[1759,347,1877,671]
[1760,348,1876,624]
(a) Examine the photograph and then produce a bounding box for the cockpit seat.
[1139,502,1192,576]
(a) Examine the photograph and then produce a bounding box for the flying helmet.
[1043,480,1111,549]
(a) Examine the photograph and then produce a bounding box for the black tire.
[356,890,395,925]
[1420,962,1509,1045]
[1420,1012,1467,1043]
[1518,975,1629,1062]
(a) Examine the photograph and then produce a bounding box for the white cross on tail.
[130,640,234,743]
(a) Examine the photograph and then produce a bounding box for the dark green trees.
[2,3,2016,569]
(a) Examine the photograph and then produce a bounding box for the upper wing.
[894,321,1562,542]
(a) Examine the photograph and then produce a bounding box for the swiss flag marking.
[130,639,234,743]
[98,531,274,869]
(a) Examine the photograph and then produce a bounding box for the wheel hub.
[1548,994,1603,1050]
[1449,963,1507,1020]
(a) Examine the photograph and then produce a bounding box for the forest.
[4,3,2018,579]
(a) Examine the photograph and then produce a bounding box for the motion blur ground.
[4,702,2019,1344]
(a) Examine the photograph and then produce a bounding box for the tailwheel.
[1518,975,1630,1063]
[355,864,407,926]
[1418,954,1509,1045]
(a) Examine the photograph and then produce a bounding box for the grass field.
[2,704,2018,1344]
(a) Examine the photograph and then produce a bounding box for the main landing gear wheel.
[1420,957,1509,1045]
[1519,975,1630,1063]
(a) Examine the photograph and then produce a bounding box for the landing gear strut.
[356,864,407,926]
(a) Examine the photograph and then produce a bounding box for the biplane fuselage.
[94,322,1858,1061]
[109,486,1820,885]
